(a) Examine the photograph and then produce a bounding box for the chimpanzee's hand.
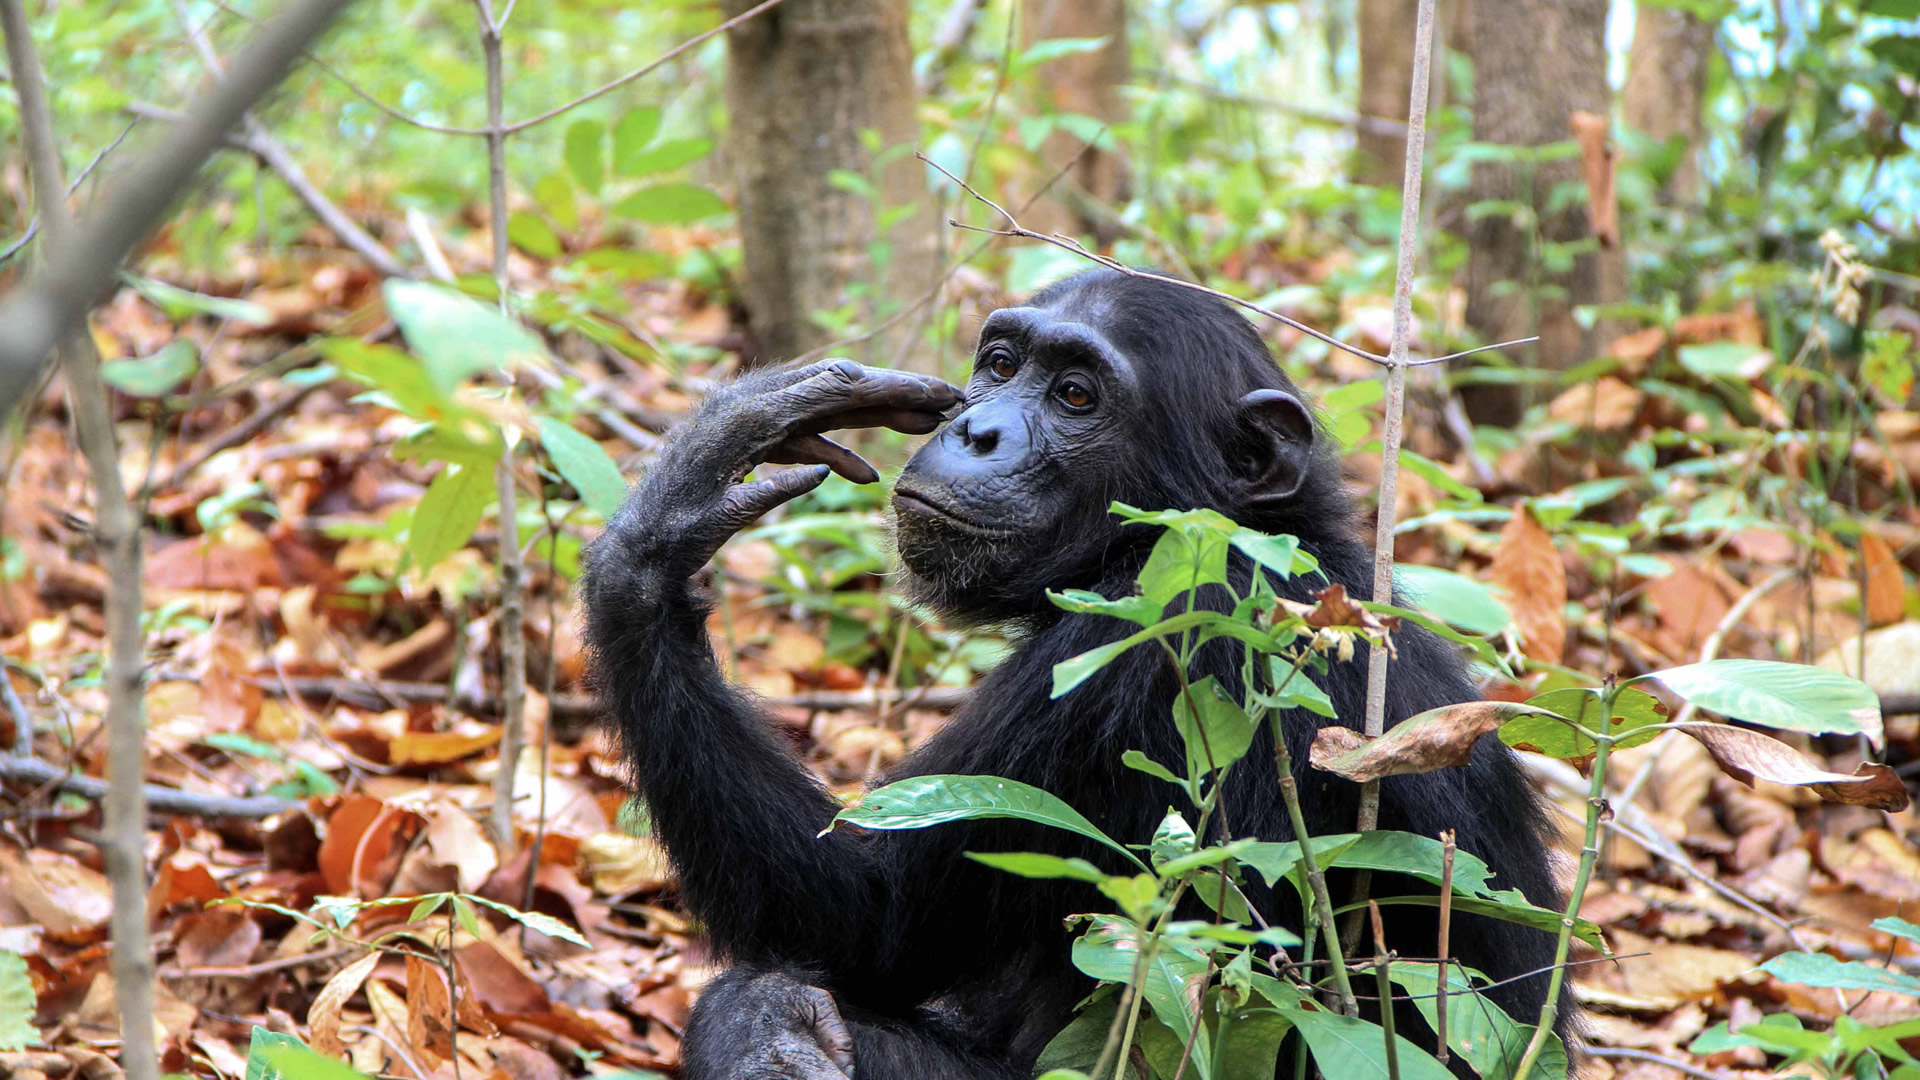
[621,359,960,580]
[684,970,857,1080]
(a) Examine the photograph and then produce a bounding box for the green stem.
[1510,690,1616,1079]
[1268,710,1357,1015]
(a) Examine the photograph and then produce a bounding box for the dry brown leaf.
[1547,376,1643,431]
[405,955,456,1063]
[1822,829,1920,901]
[1605,929,1755,1006]
[421,801,499,894]
[579,833,670,896]
[0,848,114,943]
[1490,504,1567,665]
[173,907,262,969]
[1680,724,1909,811]
[1308,702,1528,782]
[1571,111,1619,247]
[390,727,504,767]
[309,950,381,1057]
[1861,531,1907,628]
[1605,326,1667,373]
[318,795,416,896]
[455,940,550,1016]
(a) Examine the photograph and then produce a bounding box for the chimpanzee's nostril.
[958,418,999,456]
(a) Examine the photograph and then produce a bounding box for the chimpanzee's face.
[891,303,1145,620]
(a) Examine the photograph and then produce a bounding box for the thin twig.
[920,152,1533,369]
[0,754,300,817]
[0,119,140,269]
[1587,1047,1728,1080]
[0,8,158,1073]
[0,0,354,405]
[1347,0,1438,959]
[1435,830,1454,1066]
[1,665,29,754]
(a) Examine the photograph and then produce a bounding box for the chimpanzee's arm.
[582,360,959,969]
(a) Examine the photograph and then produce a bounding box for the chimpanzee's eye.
[1056,380,1095,411]
[985,348,1018,380]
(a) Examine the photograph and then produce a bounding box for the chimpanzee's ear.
[1233,388,1316,505]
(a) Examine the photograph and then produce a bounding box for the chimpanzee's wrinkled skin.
[584,270,1566,1080]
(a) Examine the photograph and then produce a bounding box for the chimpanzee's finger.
[765,433,879,484]
[772,360,961,424]
[814,405,949,436]
[713,464,832,535]
[800,985,857,1077]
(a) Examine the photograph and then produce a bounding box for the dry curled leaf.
[307,950,380,1058]
[1679,724,1910,811]
[1861,531,1906,628]
[1490,504,1567,665]
[1308,702,1537,782]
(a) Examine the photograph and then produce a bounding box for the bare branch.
[0,0,355,409]
[0,755,298,818]
[0,119,141,269]
[1,4,159,1077]
[499,0,793,134]
[920,152,1525,369]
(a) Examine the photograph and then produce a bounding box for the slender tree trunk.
[1624,5,1714,202]
[1020,0,1128,236]
[723,0,938,369]
[1355,0,1416,188]
[1460,0,1623,425]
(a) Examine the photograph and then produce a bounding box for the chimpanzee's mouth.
[891,486,1012,537]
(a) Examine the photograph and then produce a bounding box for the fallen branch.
[250,675,971,720]
[0,0,355,407]
[0,754,298,818]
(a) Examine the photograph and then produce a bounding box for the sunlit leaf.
[383,280,547,390]
[408,463,492,571]
[611,183,729,224]
[564,119,604,195]
[0,951,37,1050]
[535,416,628,518]
[1640,659,1883,743]
[1759,951,1920,996]
[102,339,199,397]
[832,774,1144,870]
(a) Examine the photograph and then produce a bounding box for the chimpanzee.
[583,269,1565,1080]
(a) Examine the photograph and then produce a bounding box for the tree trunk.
[1460,0,1624,426]
[1020,0,1128,236]
[723,0,939,369]
[1355,0,1417,188]
[1623,5,1714,202]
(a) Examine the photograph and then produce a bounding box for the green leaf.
[1071,915,1210,1069]
[1046,588,1161,626]
[965,851,1109,883]
[467,895,591,947]
[1874,916,1920,947]
[564,119,605,195]
[123,273,270,324]
[1640,660,1883,742]
[260,1041,374,1080]
[1367,894,1604,947]
[610,183,729,224]
[1677,341,1772,379]
[1173,676,1255,780]
[382,280,547,391]
[612,107,662,169]
[1120,749,1192,796]
[408,463,492,571]
[1050,610,1242,698]
[322,339,451,419]
[409,895,446,923]
[1393,564,1511,636]
[1280,1007,1457,1080]
[1759,951,1920,996]
[1230,528,1316,580]
[1015,36,1109,71]
[507,212,562,259]
[244,1028,309,1080]
[1388,963,1567,1080]
[1137,523,1231,608]
[619,137,714,177]
[102,340,199,397]
[1500,687,1667,758]
[1865,0,1920,15]
[534,416,628,518]
[0,951,38,1050]
[1234,834,1362,889]
[832,774,1145,871]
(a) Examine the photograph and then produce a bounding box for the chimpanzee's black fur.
[584,270,1565,1080]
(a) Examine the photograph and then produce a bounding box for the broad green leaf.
[123,272,270,324]
[1034,996,1117,1076]
[261,1041,374,1080]
[1874,916,1920,947]
[1234,834,1362,889]
[1393,564,1511,636]
[1677,341,1772,379]
[563,119,604,195]
[244,1027,309,1080]
[1155,839,1258,878]
[1500,687,1667,758]
[408,463,492,571]
[619,137,714,177]
[965,851,1109,883]
[0,951,37,1050]
[1046,588,1160,626]
[1389,963,1568,1080]
[1759,951,1920,996]
[832,774,1144,870]
[1050,610,1271,698]
[1173,676,1255,780]
[1120,749,1193,798]
[1640,659,1882,742]
[1361,601,1506,670]
[1015,36,1109,71]
[383,280,547,391]
[322,339,451,420]
[1366,894,1604,947]
[1230,528,1315,580]
[1398,448,1484,503]
[507,212,562,259]
[1212,1010,1293,1080]
[535,416,629,518]
[1690,1014,1827,1057]
[1258,660,1336,717]
[1280,1007,1456,1080]
[1137,523,1230,607]
[1072,915,1210,1071]
[611,183,729,224]
[102,340,199,397]
[612,106,662,172]
[393,423,502,469]
[468,895,591,947]
[573,247,672,281]
[1327,831,1503,897]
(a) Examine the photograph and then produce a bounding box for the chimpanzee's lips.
[891,485,1011,536]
